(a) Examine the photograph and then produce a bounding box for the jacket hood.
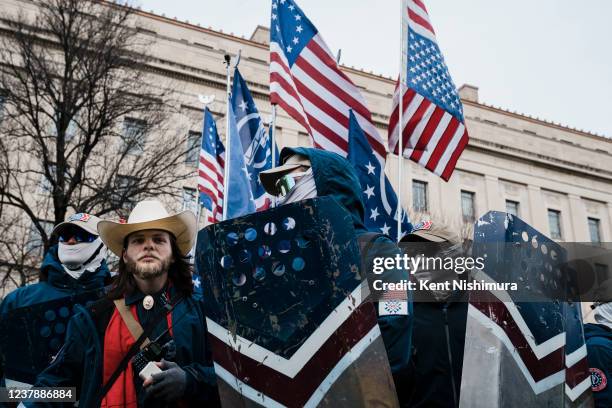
[279,147,367,233]
[42,245,110,289]
[584,322,612,341]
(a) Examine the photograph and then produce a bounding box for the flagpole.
[270,105,277,170]
[269,104,278,208]
[223,54,232,220]
[397,0,406,242]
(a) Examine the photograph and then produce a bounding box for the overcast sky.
[139,0,612,138]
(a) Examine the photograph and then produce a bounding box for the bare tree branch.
[0,0,197,288]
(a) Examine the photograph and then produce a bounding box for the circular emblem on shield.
[590,367,607,392]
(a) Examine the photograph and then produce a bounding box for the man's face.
[123,230,173,280]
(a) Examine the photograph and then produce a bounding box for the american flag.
[388,0,469,181]
[269,0,387,163]
[230,68,277,211]
[198,107,225,224]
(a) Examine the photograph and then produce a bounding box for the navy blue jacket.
[279,147,413,374]
[585,323,612,408]
[27,285,219,407]
[0,246,109,384]
[0,245,108,313]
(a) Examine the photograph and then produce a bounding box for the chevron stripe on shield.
[460,211,592,407]
[196,197,398,407]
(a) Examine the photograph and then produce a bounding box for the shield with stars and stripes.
[459,211,592,407]
[196,197,399,408]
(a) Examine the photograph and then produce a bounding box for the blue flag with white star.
[230,68,278,210]
[348,110,412,239]
[226,104,256,219]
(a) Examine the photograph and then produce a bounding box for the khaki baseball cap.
[259,154,311,196]
[52,213,101,238]
[401,220,460,245]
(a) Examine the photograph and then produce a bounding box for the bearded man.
[26,200,219,408]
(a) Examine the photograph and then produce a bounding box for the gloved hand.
[144,359,187,402]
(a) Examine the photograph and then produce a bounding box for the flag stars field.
[370,207,379,221]
[380,223,391,235]
[365,161,376,175]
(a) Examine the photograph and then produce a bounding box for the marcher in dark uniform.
[260,147,414,389]
[0,213,109,387]
[585,300,612,408]
[399,222,469,408]
[27,201,219,407]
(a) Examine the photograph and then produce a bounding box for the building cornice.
[467,136,612,183]
[462,99,611,143]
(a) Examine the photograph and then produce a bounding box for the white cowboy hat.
[97,200,196,257]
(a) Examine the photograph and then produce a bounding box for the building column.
[484,175,504,212]
[527,185,549,233]
[568,194,589,241]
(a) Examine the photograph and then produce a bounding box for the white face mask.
[594,302,612,330]
[278,168,318,205]
[58,237,106,280]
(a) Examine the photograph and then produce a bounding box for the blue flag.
[348,110,412,239]
[230,68,278,210]
[226,104,256,219]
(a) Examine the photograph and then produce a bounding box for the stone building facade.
[1,1,611,310]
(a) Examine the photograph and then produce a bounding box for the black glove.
[145,359,188,402]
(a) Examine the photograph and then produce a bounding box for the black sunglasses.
[58,227,97,243]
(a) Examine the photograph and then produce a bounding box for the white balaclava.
[278,168,318,205]
[58,237,106,280]
[593,302,612,330]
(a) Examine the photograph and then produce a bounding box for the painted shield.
[196,197,398,408]
[459,211,592,407]
[0,289,104,385]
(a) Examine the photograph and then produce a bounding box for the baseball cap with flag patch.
[52,213,101,238]
[401,220,460,245]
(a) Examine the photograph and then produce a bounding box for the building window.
[548,209,562,240]
[0,94,5,121]
[65,119,78,142]
[412,180,428,212]
[595,263,609,286]
[461,190,475,222]
[185,131,201,165]
[182,187,198,213]
[51,117,77,142]
[26,220,54,258]
[588,218,601,243]
[39,164,71,193]
[39,164,55,193]
[112,175,139,210]
[122,118,147,155]
[505,200,519,217]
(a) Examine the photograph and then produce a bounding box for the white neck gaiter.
[58,238,106,280]
[594,302,612,330]
[279,169,318,205]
